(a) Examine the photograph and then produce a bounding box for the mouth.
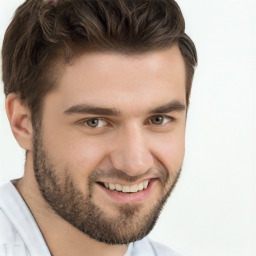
[98,180,149,193]
[96,179,156,203]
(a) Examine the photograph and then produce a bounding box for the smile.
[97,179,156,203]
[103,181,149,193]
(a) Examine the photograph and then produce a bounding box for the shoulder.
[0,207,17,243]
[131,237,183,256]
[0,181,51,256]
[0,205,29,255]
[0,182,29,255]
[0,182,19,243]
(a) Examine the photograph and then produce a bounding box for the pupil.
[153,116,163,125]
[88,119,98,127]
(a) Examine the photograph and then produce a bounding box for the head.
[2,0,197,245]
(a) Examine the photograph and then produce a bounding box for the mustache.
[89,167,169,185]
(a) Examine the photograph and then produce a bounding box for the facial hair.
[33,128,181,245]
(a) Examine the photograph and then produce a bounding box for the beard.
[33,128,181,245]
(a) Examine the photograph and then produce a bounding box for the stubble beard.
[32,127,181,245]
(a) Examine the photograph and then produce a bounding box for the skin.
[6,45,186,256]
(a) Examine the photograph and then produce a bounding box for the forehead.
[45,45,186,115]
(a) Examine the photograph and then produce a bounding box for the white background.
[0,1,255,256]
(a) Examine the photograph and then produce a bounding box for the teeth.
[129,184,138,193]
[103,180,150,193]
[109,183,115,190]
[143,181,149,189]
[122,185,130,193]
[115,184,122,191]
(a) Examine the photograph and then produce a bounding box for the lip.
[96,179,157,203]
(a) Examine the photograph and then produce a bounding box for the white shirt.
[0,182,182,256]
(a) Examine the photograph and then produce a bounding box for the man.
[0,0,197,255]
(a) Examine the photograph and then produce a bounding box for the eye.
[85,118,107,128]
[149,115,172,126]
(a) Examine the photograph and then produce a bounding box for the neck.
[14,153,128,256]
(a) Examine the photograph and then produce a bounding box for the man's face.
[33,45,186,244]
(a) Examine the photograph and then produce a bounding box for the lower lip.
[97,179,156,203]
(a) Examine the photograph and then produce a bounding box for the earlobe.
[5,93,33,151]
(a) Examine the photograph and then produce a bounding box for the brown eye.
[149,115,171,125]
[86,118,101,128]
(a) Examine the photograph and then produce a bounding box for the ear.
[5,93,33,150]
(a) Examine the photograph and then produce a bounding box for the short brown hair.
[2,0,197,125]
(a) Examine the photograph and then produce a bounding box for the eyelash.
[80,115,175,129]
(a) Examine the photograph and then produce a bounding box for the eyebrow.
[64,100,186,116]
[148,100,186,114]
[64,105,121,116]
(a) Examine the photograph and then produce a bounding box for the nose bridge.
[110,123,153,176]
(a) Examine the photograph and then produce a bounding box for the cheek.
[69,138,107,169]
[42,130,108,177]
[151,132,185,172]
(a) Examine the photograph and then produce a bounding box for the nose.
[110,124,154,177]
